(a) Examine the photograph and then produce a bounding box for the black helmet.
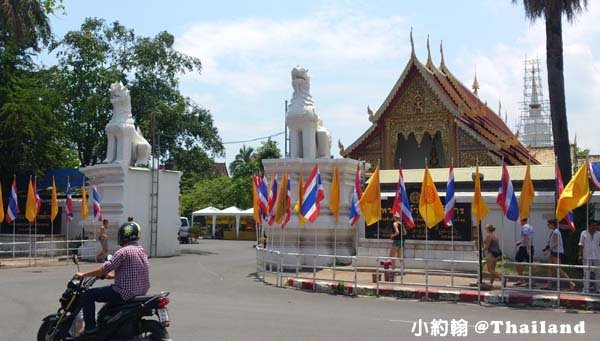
[118,221,141,246]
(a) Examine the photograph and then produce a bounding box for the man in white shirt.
[579,220,600,293]
[514,218,534,286]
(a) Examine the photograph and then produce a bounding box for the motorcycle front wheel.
[139,320,170,341]
[37,318,62,341]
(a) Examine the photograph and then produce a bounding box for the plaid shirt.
[103,242,150,300]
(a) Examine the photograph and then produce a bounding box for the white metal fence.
[255,246,600,307]
[0,239,97,267]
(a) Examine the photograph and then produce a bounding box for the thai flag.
[391,166,415,228]
[34,177,41,215]
[590,162,600,190]
[266,174,278,226]
[258,175,269,222]
[349,165,363,226]
[301,164,325,222]
[496,163,519,221]
[281,176,291,229]
[66,180,74,222]
[444,165,455,227]
[6,177,18,224]
[92,180,102,222]
[556,163,576,231]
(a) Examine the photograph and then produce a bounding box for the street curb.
[285,277,600,311]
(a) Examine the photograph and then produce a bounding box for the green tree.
[0,0,75,185]
[513,0,588,181]
[256,138,281,172]
[51,18,131,165]
[180,177,233,216]
[52,18,223,177]
[0,67,78,184]
[0,0,59,51]
[229,145,254,176]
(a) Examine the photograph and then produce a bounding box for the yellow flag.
[25,178,37,223]
[274,173,288,224]
[252,176,261,224]
[0,181,4,223]
[294,174,306,226]
[519,163,535,220]
[359,166,381,226]
[418,166,445,228]
[51,177,58,222]
[329,166,340,223]
[81,180,89,220]
[472,165,489,225]
[556,161,591,221]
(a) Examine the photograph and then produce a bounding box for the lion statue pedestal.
[80,82,181,257]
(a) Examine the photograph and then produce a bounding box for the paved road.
[0,240,597,340]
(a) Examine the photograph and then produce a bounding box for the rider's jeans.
[81,285,123,331]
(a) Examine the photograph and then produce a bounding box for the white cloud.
[177,11,408,98]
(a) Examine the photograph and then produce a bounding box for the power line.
[222,131,285,145]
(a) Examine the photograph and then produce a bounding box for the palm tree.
[513,0,587,181]
[0,0,52,50]
[229,145,255,175]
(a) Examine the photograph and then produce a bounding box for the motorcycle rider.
[75,221,150,336]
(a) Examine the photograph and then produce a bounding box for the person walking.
[541,219,575,290]
[389,215,407,269]
[483,224,502,285]
[514,218,534,286]
[96,219,109,262]
[579,219,600,293]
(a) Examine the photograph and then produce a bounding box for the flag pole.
[377,159,381,241]
[82,176,86,252]
[66,176,70,256]
[34,175,38,262]
[450,158,455,287]
[399,158,404,282]
[50,218,54,257]
[499,158,504,288]
[28,175,32,266]
[333,168,338,279]
[424,158,429,300]
[11,175,16,258]
[297,216,301,278]
[474,160,483,287]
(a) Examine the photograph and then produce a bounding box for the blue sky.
[46,1,600,169]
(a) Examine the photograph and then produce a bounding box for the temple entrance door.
[395,131,445,168]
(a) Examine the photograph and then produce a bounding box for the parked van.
[179,217,190,244]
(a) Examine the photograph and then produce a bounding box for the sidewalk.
[265,267,600,311]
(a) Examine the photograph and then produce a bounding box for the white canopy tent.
[191,206,220,238]
[191,206,254,238]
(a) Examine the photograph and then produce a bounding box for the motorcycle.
[37,255,171,340]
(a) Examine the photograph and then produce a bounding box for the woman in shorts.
[389,215,407,269]
[483,224,502,285]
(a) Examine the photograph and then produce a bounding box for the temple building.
[340,34,537,169]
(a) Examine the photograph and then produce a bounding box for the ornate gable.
[342,40,537,168]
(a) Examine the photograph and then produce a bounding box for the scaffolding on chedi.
[517,58,553,148]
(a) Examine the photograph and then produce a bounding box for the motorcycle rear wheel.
[138,320,170,340]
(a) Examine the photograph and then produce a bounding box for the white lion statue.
[285,66,331,159]
[103,82,151,166]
